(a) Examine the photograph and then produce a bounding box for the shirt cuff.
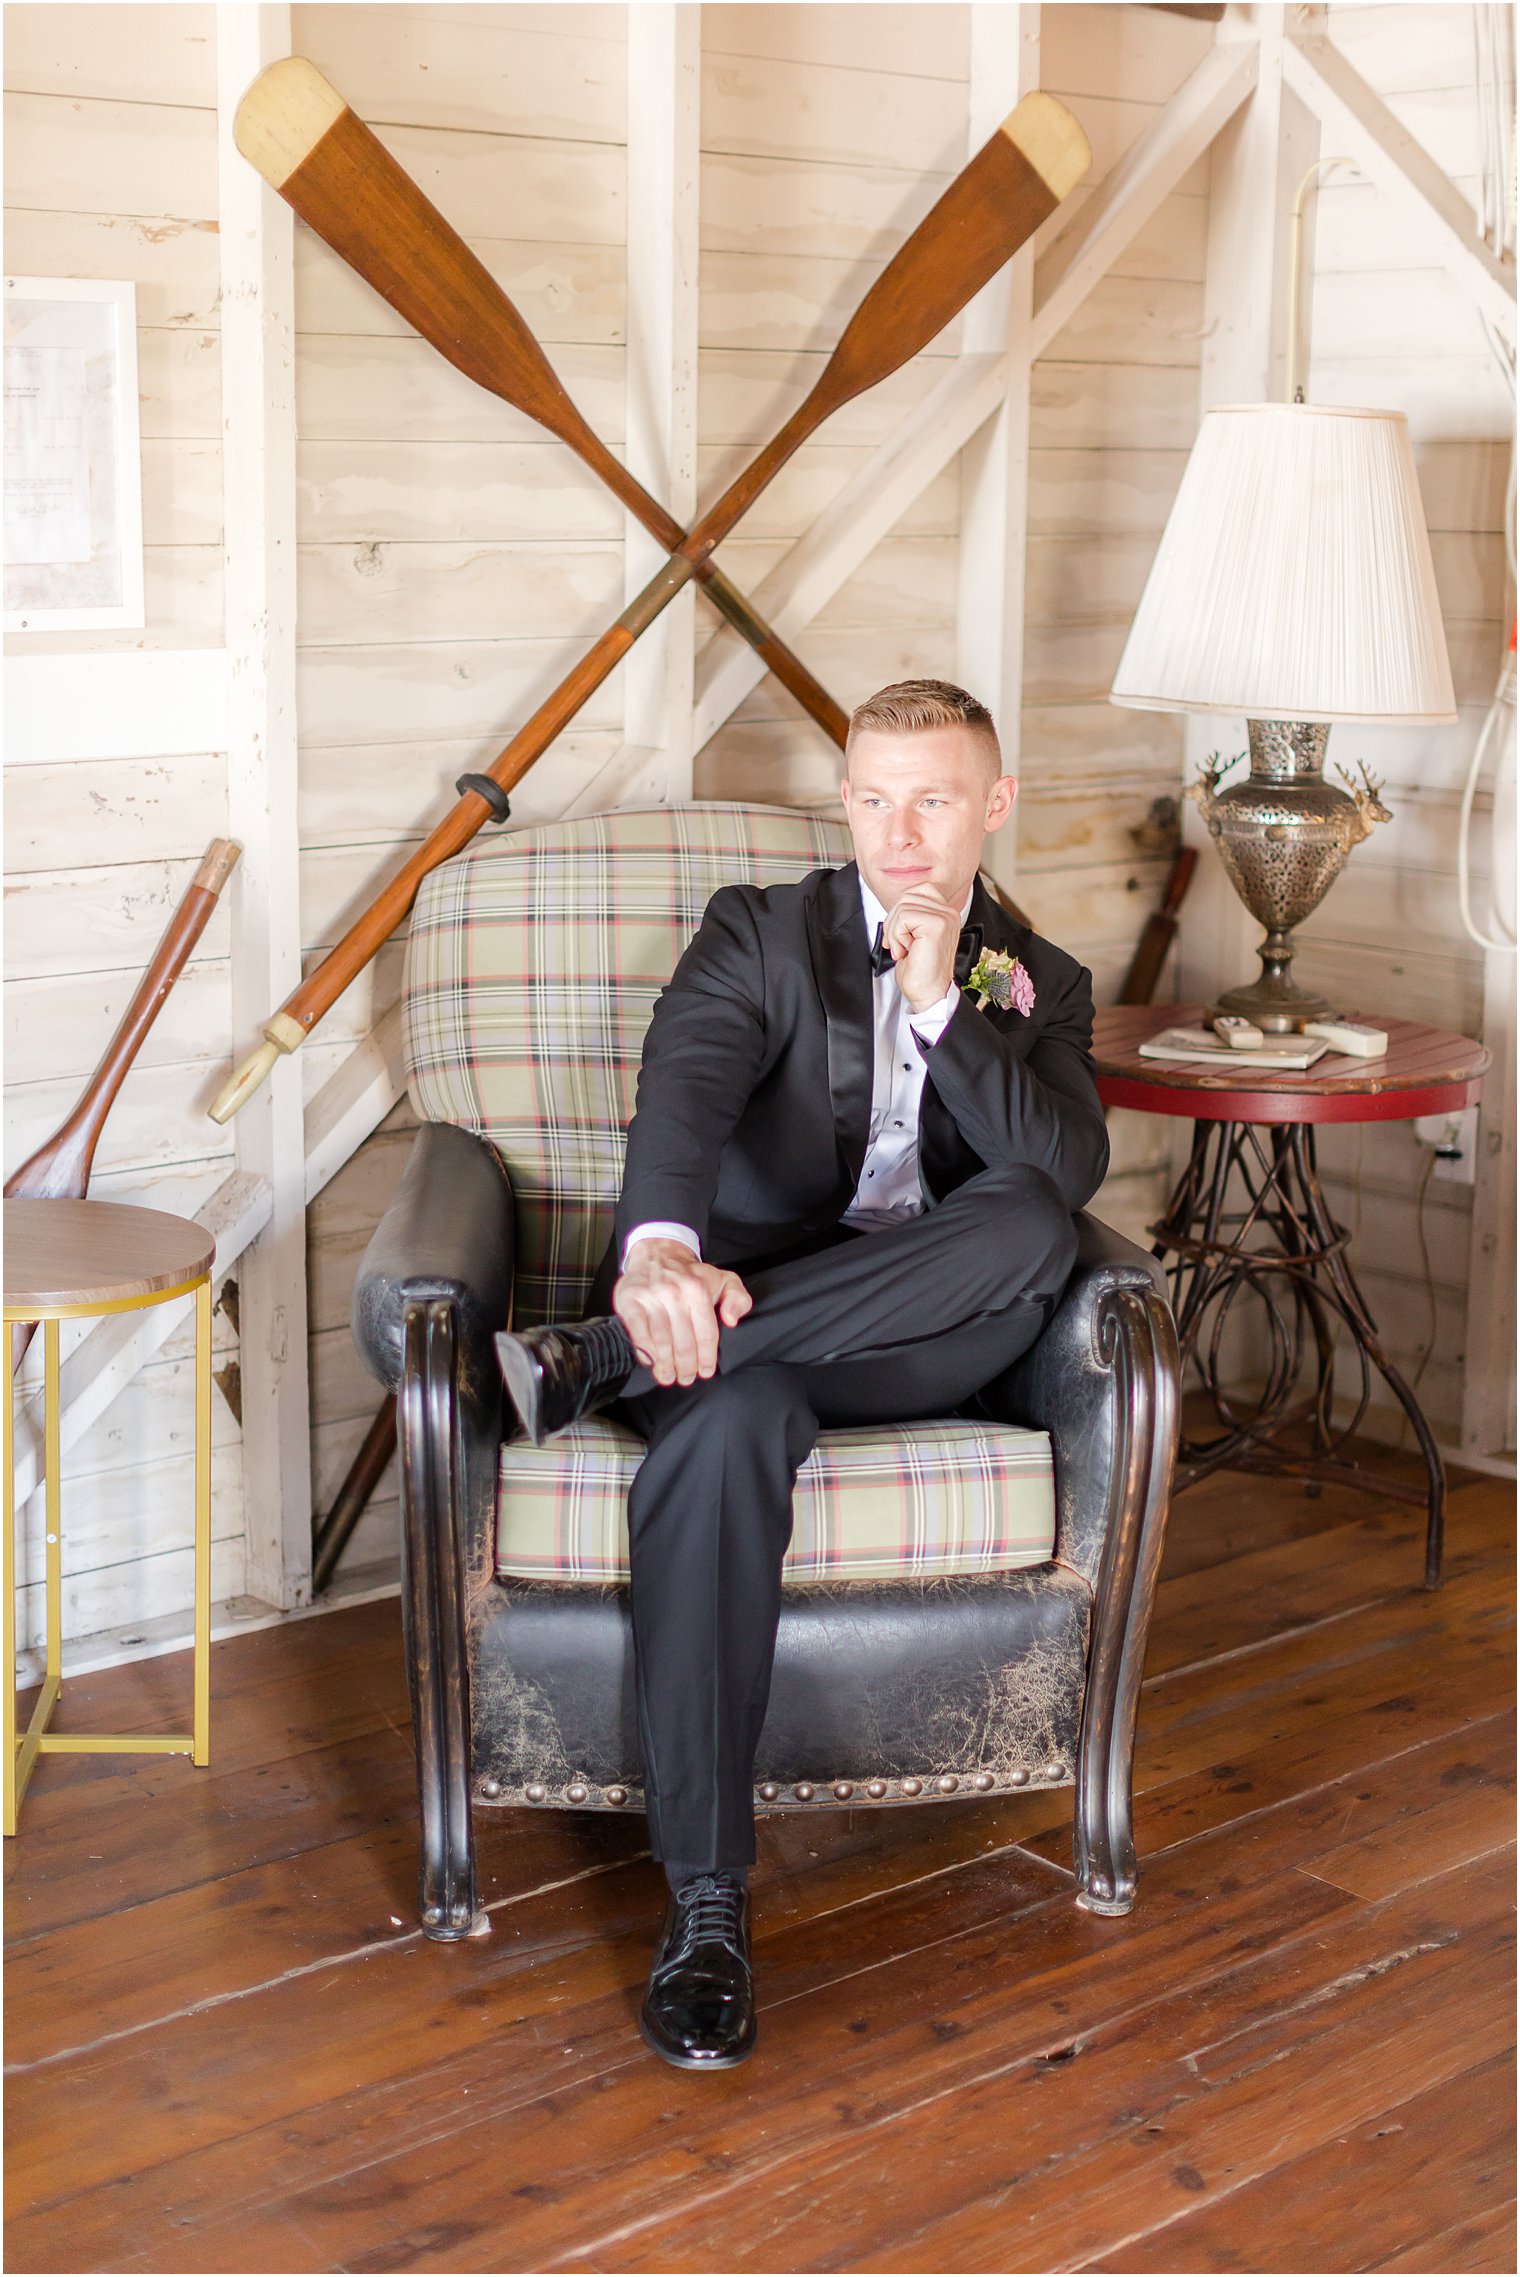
[907,983,962,1048]
[621,1221,702,1271]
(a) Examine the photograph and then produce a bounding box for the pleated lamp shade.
[1110,404,1457,724]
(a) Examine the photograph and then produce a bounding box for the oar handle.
[205,580,694,1122]
[207,1012,305,1125]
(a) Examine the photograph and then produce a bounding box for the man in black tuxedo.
[496,679,1108,2070]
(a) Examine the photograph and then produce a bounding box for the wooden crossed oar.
[211,89,1089,1122]
[235,57,849,749]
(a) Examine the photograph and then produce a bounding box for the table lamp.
[1109,402,1457,1030]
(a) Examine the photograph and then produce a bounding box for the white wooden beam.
[304,1006,407,1208]
[1284,30,1516,334]
[622,4,699,800]
[1175,5,1315,1016]
[957,4,1041,901]
[1032,38,1261,359]
[217,2,313,1612]
[692,354,1010,752]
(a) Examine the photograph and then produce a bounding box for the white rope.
[1457,643,1517,955]
[1454,8,1516,957]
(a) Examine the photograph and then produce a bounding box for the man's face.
[840,726,1017,911]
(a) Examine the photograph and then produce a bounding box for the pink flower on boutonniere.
[964,947,1035,1016]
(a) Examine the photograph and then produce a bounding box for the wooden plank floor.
[5,1454,1515,2274]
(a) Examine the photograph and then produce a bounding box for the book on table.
[1136,1028,1331,1070]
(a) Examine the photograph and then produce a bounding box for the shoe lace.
[666,1875,744,1963]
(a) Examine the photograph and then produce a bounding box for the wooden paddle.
[235,57,847,748]
[8,839,239,1368]
[1119,845,1198,1007]
[210,91,1089,1122]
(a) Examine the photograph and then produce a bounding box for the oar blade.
[824,89,1090,411]
[234,57,588,449]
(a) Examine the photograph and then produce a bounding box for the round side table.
[1093,1007,1491,1591]
[3,1198,216,1832]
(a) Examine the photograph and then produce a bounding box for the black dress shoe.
[639,1874,757,2070]
[494,1316,636,1445]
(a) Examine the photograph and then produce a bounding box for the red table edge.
[1096,1070,1488,1124]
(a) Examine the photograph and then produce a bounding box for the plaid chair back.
[404,803,851,1324]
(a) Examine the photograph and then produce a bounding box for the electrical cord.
[1392,1145,1442,1454]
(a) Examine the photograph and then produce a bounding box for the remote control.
[1301,1018,1388,1057]
[1211,1015,1266,1049]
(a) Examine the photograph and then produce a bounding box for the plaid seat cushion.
[496,1415,1056,1584]
[404,804,851,1325]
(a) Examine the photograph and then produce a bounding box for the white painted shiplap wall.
[1285,1,1513,1448]
[3,5,246,1655]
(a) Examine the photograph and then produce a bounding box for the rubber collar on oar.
[456,773,512,823]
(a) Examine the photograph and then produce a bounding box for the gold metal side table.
[4,1198,216,1832]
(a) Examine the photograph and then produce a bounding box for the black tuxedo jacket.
[596,860,1109,1295]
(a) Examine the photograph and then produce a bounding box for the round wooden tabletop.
[4,1198,215,1312]
[1093,1006,1491,1126]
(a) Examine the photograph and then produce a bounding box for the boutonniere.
[964,947,1035,1016]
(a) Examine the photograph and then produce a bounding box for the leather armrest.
[351,1121,515,1394]
[979,1211,1174,1586]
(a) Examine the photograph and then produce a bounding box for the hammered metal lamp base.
[1191,719,1391,1034]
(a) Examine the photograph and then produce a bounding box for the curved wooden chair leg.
[399,1299,480,1939]
[1073,1283,1180,1915]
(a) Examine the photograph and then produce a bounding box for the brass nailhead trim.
[748,1772,1043,1803]
[605,1786,628,1806]
[565,1782,589,1804]
[525,1782,547,1803]
[480,1777,503,1800]
[1045,1761,1066,1781]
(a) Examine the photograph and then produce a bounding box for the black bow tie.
[869,920,983,985]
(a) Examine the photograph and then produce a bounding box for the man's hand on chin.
[884,882,961,1013]
[614,1239,753,1388]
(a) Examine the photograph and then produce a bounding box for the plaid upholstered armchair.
[353,805,1179,1939]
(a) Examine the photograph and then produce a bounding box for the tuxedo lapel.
[804,862,874,1187]
[918,872,1034,1199]
[969,872,1031,962]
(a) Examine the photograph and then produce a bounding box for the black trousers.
[610,1161,1079,1869]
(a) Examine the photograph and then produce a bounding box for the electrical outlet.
[1414,1106,1480,1185]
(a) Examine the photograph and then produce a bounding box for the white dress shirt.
[624,874,968,1266]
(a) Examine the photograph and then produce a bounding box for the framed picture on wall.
[4,276,145,632]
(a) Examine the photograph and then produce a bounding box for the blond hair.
[845,678,1001,772]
